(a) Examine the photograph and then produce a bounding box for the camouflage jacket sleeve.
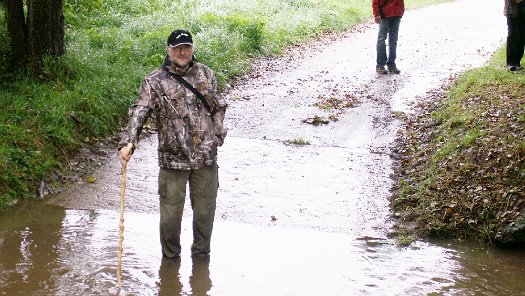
[118,78,156,152]
[209,73,228,146]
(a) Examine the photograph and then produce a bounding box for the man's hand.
[375,16,381,24]
[119,143,133,167]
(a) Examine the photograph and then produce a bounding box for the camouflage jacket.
[119,58,228,170]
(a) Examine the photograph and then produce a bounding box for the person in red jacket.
[372,0,405,74]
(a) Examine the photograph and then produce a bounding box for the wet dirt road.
[2,1,525,295]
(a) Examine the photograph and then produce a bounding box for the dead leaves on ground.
[391,83,525,244]
[303,92,359,125]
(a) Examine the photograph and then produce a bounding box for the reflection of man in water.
[158,257,211,295]
[190,257,212,295]
[158,258,182,295]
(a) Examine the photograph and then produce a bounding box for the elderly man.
[118,29,228,258]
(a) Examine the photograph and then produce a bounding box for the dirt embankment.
[390,83,525,247]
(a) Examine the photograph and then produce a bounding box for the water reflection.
[431,240,525,296]
[158,258,182,295]
[158,256,212,296]
[1,207,524,295]
[0,200,65,295]
[189,256,212,296]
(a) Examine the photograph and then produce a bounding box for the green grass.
[0,0,449,206]
[284,138,311,145]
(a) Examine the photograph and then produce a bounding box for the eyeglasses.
[169,45,193,52]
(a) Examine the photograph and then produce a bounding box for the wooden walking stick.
[117,143,133,293]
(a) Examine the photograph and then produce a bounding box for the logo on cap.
[168,30,193,48]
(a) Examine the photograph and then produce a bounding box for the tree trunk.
[4,0,28,71]
[3,0,65,73]
[28,0,65,71]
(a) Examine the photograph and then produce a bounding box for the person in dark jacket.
[372,0,405,74]
[118,29,228,259]
[505,0,525,71]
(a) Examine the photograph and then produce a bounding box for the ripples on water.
[1,202,524,296]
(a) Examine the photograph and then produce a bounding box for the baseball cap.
[167,30,193,48]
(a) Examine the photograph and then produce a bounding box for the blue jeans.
[376,17,401,68]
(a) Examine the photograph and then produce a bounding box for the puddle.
[1,202,524,296]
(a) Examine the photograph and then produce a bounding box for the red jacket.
[372,0,405,18]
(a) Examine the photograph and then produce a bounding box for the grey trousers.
[158,164,218,258]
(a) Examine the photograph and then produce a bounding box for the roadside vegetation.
[284,138,311,145]
[0,0,451,207]
[391,47,525,246]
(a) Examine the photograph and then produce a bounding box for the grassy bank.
[0,0,447,206]
[392,47,525,244]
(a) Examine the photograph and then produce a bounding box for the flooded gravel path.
[2,1,525,295]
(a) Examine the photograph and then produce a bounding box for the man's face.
[167,44,193,67]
